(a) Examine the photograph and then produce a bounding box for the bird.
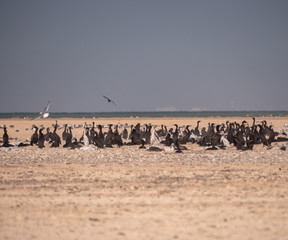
[30,125,39,146]
[139,139,146,149]
[33,101,51,120]
[102,96,116,105]
[37,127,45,148]
[2,126,12,147]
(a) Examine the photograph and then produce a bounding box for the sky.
[1,0,288,112]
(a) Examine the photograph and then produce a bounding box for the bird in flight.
[32,101,51,120]
[102,96,116,105]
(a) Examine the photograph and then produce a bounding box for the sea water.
[0,111,287,119]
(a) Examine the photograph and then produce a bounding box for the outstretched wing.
[109,99,116,105]
[32,114,43,120]
[102,96,116,105]
[43,101,51,113]
[102,95,110,101]
[32,101,50,120]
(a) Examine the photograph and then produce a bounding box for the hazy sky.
[1,0,288,112]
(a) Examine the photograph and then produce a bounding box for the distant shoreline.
[0,111,288,119]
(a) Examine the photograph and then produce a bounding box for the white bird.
[83,128,89,147]
[80,125,97,150]
[150,126,160,145]
[33,101,51,120]
[220,135,231,148]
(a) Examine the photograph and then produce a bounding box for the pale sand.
[0,117,288,240]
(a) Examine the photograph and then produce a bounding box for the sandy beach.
[1,117,288,240]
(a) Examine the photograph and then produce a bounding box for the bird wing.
[43,101,51,113]
[102,96,116,105]
[110,99,116,105]
[32,114,43,120]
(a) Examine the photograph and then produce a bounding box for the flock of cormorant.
[1,117,288,152]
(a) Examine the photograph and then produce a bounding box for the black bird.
[139,139,146,149]
[172,124,179,141]
[93,125,105,148]
[63,127,73,148]
[38,127,45,148]
[89,122,96,144]
[2,127,12,147]
[30,125,39,146]
[179,125,191,144]
[121,126,128,140]
[194,121,201,136]
[104,124,114,147]
[156,125,166,137]
[103,95,116,105]
[51,121,61,147]
[147,146,163,152]
[174,139,183,153]
[62,124,68,143]
[45,127,53,143]
[113,125,123,147]
[161,133,173,146]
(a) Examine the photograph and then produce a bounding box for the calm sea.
[0,111,287,119]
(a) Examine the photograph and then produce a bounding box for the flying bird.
[32,101,51,120]
[102,96,116,105]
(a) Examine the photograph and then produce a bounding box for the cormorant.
[63,127,73,148]
[139,139,146,149]
[62,124,68,144]
[30,125,39,146]
[113,125,123,147]
[120,125,128,140]
[38,127,45,148]
[51,121,61,147]
[2,127,12,147]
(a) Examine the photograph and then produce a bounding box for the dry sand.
[1,117,288,240]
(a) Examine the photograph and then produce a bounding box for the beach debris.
[0,146,25,152]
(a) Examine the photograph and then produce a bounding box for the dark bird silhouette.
[30,125,39,146]
[89,122,96,144]
[161,133,173,146]
[174,139,183,153]
[2,127,12,147]
[62,124,68,143]
[147,146,163,152]
[45,127,53,143]
[102,96,116,105]
[63,127,73,148]
[51,121,61,147]
[139,139,146,149]
[104,124,114,147]
[194,121,201,136]
[172,124,179,141]
[93,125,105,148]
[112,125,123,147]
[38,127,45,148]
[121,126,128,139]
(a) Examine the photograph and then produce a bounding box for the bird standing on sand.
[2,126,12,147]
[102,96,116,105]
[30,125,39,146]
